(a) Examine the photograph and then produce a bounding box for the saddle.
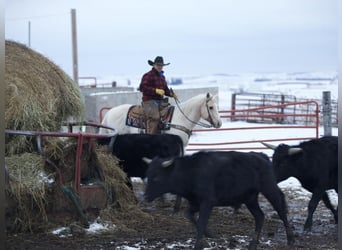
[125,104,175,130]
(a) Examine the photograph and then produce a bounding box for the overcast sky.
[5,0,338,79]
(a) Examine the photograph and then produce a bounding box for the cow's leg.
[194,202,213,250]
[185,203,199,226]
[126,177,140,204]
[244,195,264,250]
[173,195,182,213]
[233,204,242,214]
[304,190,323,231]
[322,192,338,224]
[264,188,295,246]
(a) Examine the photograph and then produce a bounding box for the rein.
[174,97,213,128]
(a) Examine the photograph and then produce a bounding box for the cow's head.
[261,142,303,182]
[142,156,175,202]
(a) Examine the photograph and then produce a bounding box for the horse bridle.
[174,97,215,129]
[205,99,215,127]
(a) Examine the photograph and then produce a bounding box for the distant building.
[169,77,183,85]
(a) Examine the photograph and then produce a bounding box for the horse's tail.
[99,113,110,134]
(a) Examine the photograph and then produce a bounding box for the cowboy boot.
[146,118,160,134]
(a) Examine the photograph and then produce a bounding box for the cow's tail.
[278,188,288,214]
[179,137,184,157]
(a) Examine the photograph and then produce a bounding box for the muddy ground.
[6,182,338,250]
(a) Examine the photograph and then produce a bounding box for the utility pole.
[71,9,79,84]
[28,21,31,47]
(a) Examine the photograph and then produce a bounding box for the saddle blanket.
[125,105,175,130]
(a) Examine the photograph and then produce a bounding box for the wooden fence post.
[231,93,236,121]
[322,91,332,136]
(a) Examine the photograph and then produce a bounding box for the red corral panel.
[187,101,319,153]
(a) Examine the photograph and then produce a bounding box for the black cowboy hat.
[148,56,170,66]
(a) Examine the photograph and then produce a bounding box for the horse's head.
[200,93,222,128]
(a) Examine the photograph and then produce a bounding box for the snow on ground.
[52,219,117,237]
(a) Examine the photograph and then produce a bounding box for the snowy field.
[54,71,338,248]
[93,71,338,110]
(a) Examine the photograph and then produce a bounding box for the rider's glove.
[172,92,178,100]
[170,88,178,100]
[155,88,165,96]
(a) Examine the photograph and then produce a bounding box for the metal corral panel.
[79,185,108,209]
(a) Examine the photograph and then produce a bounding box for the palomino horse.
[99,93,222,147]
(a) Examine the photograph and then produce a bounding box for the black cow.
[232,152,271,214]
[262,136,338,231]
[97,133,184,211]
[143,151,295,250]
[98,133,184,182]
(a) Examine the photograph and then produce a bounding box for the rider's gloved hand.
[172,92,178,99]
[170,88,178,100]
[155,88,165,96]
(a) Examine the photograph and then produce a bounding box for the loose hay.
[5,153,54,232]
[5,139,144,233]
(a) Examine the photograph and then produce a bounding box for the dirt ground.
[6,182,338,250]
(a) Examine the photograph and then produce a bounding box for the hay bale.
[5,40,84,154]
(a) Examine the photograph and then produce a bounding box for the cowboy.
[139,56,177,134]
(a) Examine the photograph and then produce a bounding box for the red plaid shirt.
[139,68,172,101]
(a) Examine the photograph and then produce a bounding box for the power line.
[6,12,68,22]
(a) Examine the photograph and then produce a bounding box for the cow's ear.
[161,159,174,168]
[288,147,303,155]
[142,157,152,164]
